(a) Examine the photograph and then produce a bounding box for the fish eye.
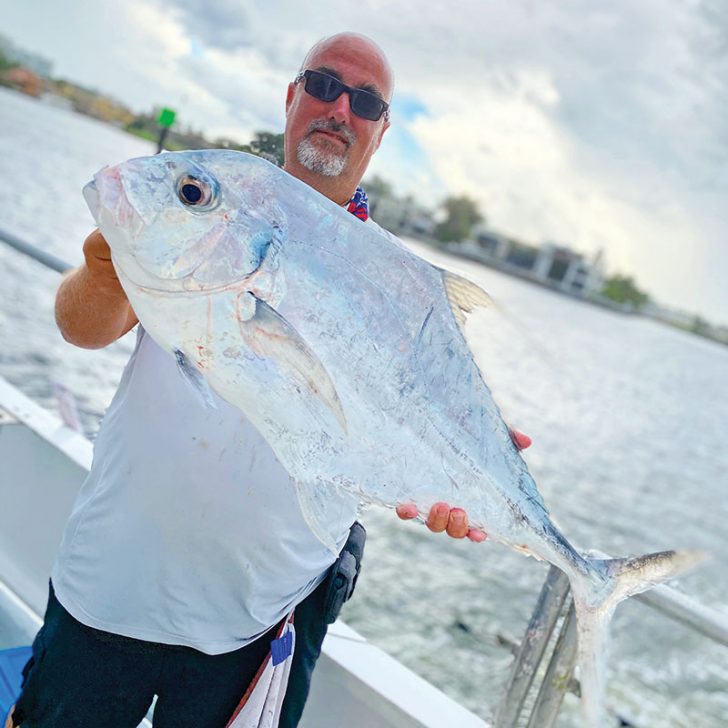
[176,173,219,211]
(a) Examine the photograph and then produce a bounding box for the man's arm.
[55,229,139,349]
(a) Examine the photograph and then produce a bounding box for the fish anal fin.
[294,480,359,557]
[442,270,493,327]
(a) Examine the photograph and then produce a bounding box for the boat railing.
[495,561,728,727]
[3,227,727,727]
[1,226,73,274]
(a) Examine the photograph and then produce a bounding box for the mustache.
[306,119,356,146]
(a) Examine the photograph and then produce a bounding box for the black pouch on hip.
[322,521,366,624]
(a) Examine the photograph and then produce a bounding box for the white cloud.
[397,47,718,319]
[1,0,726,320]
[126,1,189,61]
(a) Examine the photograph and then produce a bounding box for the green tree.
[600,274,649,309]
[250,131,285,166]
[363,174,394,200]
[690,315,709,335]
[0,49,18,72]
[435,195,483,243]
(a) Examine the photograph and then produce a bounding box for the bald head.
[301,33,394,102]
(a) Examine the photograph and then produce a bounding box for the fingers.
[396,501,488,543]
[81,229,127,297]
[83,229,117,279]
[83,228,112,261]
[396,503,418,520]
[446,508,469,539]
[427,502,488,542]
[510,428,532,451]
[426,502,450,532]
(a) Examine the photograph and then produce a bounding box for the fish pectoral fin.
[173,349,218,409]
[441,269,494,327]
[239,296,348,435]
[294,479,360,557]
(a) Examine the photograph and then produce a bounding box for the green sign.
[157,107,176,128]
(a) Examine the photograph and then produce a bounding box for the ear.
[373,118,390,153]
[285,82,296,114]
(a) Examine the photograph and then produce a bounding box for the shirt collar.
[345,187,369,222]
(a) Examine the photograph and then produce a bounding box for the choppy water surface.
[1,88,726,727]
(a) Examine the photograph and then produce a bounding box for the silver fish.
[84,150,701,726]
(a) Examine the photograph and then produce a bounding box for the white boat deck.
[0,375,488,727]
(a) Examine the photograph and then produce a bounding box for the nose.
[328,90,351,125]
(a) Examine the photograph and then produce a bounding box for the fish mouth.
[83,180,100,219]
[85,165,147,238]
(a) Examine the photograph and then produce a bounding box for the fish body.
[84,150,700,726]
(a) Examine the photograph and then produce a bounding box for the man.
[9,33,529,727]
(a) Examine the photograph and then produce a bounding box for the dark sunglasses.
[294,69,390,122]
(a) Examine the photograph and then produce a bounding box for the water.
[1,87,726,726]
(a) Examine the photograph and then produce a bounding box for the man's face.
[284,35,392,204]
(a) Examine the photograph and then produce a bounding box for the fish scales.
[84,150,701,727]
[283,214,535,542]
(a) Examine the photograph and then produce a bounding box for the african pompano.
[84,150,700,726]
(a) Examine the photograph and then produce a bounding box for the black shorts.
[13,521,365,728]
[13,583,277,728]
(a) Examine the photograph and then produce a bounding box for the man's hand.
[82,229,125,297]
[55,229,139,349]
[395,428,532,542]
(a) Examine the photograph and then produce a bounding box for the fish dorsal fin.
[442,270,493,326]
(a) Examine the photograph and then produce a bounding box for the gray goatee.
[297,120,356,177]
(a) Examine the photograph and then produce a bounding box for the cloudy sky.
[3,0,727,323]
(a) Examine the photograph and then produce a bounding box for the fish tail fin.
[568,549,703,727]
[580,549,704,609]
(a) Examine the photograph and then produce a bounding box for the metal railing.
[3,227,728,727]
[1,227,73,274]
[495,560,728,728]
